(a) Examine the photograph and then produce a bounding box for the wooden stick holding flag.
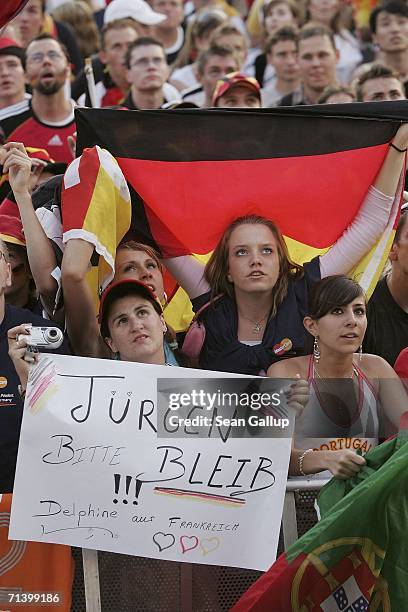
[84,57,98,109]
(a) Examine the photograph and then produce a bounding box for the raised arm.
[4,143,59,316]
[372,124,408,196]
[164,255,209,299]
[61,238,109,358]
[319,124,408,277]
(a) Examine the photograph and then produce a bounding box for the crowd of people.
[1,0,408,123]
[1,0,408,607]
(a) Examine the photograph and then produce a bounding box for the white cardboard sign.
[9,355,293,571]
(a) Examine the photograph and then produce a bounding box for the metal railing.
[75,478,327,612]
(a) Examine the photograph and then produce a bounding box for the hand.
[324,449,366,479]
[2,142,33,195]
[284,374,309,417]
[29,158,48,191]
[68,132,77,159]
[392,123,408,151]
[7,324,37,391]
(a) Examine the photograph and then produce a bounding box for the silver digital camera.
[18,326,64,349]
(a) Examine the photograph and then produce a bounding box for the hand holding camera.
[8,324,64,393]
[17,326,64,353]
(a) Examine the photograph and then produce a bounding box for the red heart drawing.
[180,535,199,554]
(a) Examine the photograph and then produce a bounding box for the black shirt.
[279,89,307,107]
[254,53,267,87]
[363,276,408,365]
[0,101,32,139]
[0,304,70,493]
[122,92,139,110]
[122,92,169,110]
[55,20,83,75]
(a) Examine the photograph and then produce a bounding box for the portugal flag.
[73,104,406,330]
[232,418,408,611]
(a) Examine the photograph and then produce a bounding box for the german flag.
[62,146,131,292]
[74,104,406,329]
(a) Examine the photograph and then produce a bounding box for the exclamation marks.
[113,473,121,503]
[113,474,143,505]
[135,479,142,503]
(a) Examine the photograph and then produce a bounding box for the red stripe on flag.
[118,144,388,257]
[232,553,300,611]
[233,546,377,610]
[0,0,29,28]
[62,148,102,233]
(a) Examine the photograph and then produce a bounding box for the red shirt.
[394,347,408,387]
[7,103,75,163]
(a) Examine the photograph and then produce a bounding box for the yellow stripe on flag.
[64,147,131,294]
[165,220,398,332]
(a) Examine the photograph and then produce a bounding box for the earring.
[359,344,363,362]
[313,336,320,363]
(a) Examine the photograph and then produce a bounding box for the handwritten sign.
[9,355,294,571]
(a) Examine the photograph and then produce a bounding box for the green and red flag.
[72,104,406,330]
[232,415,408,611]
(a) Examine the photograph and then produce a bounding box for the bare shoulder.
[267,356,309,378]
[358,353,397,378]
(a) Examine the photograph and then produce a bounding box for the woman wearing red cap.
[98,278,169,364]
[62,234,180,364]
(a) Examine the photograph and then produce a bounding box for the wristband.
[390,143,408,153]
[299,448,313,476]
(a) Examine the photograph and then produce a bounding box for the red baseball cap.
[0,37,24,61]
[0,198,25,247]
[212,72,261,107]
[99,279,163,337]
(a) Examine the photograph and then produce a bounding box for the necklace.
[239,312,269,333]
[313,362,358,380]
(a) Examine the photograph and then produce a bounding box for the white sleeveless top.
[293,356,379,481]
